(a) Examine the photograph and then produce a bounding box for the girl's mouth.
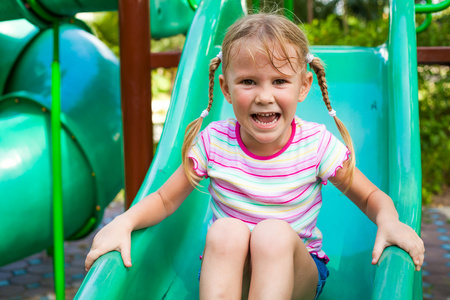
[251,113,280,125]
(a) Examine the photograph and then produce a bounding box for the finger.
[120,242,132,268]
[372,239,388,265]
[408,240,425,271]
[85,249,100,272]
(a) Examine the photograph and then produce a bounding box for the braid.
[309,58,356,190]
[208,57,221,110]
[181,56,222,187]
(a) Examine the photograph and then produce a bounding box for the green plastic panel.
[0,95,96,266]
[0,0,195,38]
[0,22,123,266]
[76,0,421,299]
[0,19,39,93]
[3,23,124,212]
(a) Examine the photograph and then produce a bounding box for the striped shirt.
[188,117,350,262]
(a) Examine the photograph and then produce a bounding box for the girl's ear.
[298,72,313,103]
[219,74,232,104]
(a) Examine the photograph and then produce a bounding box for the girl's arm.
[85,165,194,271]
[330,164,425,271]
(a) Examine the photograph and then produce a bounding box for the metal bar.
[187,0,199,10]
[150,51,181,69]
[51,21,65,300]
[26,0,62,22]
[253,0,260,11]
[415,0,450,13]
[416,0,432,33]
[417,46,450,65]
[416,12,432,33]
[284,0,294,20]
[118,0,153,209]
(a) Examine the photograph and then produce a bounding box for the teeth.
[255,118,277,124]
[256,113,276,117]
[253,113,279,125]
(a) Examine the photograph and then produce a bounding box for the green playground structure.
[0,0,195,294]
[0,0,437,298]
[0,18,123,266]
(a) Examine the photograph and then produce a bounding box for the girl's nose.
[255,88,275,105]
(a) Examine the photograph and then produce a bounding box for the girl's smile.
[219,45,312,157]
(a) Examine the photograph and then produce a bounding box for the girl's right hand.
[85,214,133,271]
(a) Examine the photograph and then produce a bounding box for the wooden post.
[118,0,153,209]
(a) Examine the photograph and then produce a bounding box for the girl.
[85,13,424,300]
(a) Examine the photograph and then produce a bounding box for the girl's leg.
[200,218,251,299]
[248,219,319,300]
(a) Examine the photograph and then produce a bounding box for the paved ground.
[0,201,449,300]
[0,200,124,300]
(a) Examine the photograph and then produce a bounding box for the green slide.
[76,0,422,299]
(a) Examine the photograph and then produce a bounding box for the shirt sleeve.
[188,126,210,178]
[316,127,351,185]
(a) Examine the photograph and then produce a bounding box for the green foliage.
[82,12,120,57]
[418,65,449,204]
[302,13,449,204]
[416,9,450,204]
[302,14,388,46]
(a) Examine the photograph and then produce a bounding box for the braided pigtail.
[309,56,355,190]
[181,55,222,187]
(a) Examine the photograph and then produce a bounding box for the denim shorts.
[311,254,329,300]
[199,253,329,299]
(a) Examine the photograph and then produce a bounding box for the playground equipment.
[0,19,123,265]
[0,0,195,298]
[75,0,424,298]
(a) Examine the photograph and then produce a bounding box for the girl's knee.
[250,219,298,256]
[205,218,251,257]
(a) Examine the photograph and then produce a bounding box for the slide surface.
[76,0,422,299]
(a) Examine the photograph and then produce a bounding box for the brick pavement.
[422,208,450,300]
[0,199,124,300]
[0,203,449,299]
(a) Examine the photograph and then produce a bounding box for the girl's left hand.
[371,220,425,271]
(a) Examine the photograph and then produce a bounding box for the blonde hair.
[182,13,355,189]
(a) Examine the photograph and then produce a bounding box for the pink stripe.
[201,133,210,162]
[291,130,321,145]
[284,195,321,220]
[213,201,259,225]
[315,132,332,169]
[210,127,236,140]
[208,150,316,173]
[213,180,315,204]
[211,159,315,179]
[321,149,351,185]
[236,120,296,160]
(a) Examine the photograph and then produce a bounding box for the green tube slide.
[75,0,422,299]
[0,19,123,266]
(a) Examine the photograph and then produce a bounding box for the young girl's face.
[219,43,313,156]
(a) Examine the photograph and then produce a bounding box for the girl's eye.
[273,79,287,85]
[242,79,255,85]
